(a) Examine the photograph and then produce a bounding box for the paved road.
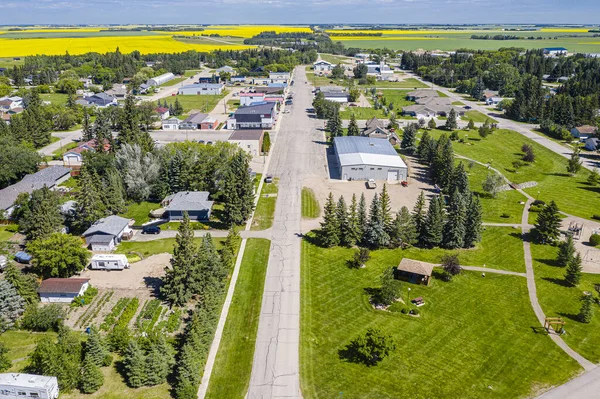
[247,67,325,399]
[40,129,83,157]
[537,367,600,398]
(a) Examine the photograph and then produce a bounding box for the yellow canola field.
[0,35,252,57]
[331,36,443,41]
[0,28,104,33]
[167,25,311,38]
[326,29,477,35]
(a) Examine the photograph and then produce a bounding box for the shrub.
[532,199,546,206]
[590,234,600,247]
[21,304,65,332]
[529,205,544,213]
[340,328,395,366]
[592,214,600,221]
[410,308,420,315]
[450,131,459,141]
[71,286,98,308]
[500,213,511,218]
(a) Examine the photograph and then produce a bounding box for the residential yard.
[463,110,498,124]
[0,330,57,372]
[251,178,278,231]
[205,238,271,399]
[301,188,320,219]
[51,140,79,159]
[41,92,69,105]
[531,242,600,363]
[306,71,346,87]
[161,91,228,113]
[119,201,160,225]
[319,54,352,64]
[423,128,600,221]
[364,77,428,89]
[300,238,581,399]
[0,224,18,241]
[116,237,226,259]
[339,106,384,120]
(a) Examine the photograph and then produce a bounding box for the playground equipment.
[567,221,583,240]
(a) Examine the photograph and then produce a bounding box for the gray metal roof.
[235,102,276,115]
[182,112,208,124]
[180,83,223,90]
[229,130,264,141]
[163,191,214,212]
[334,136,406,169]
[82,215,130,238]
[0,166,71,210]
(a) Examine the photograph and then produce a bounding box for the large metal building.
[334,136,408,182]
[147,72,175,86]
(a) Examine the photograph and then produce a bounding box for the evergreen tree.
[326,108,343,138]
[320,193,340,247]
[174,97,184,116]
[587,168,599,186]
[421,195,445,248]
[161,213,197,306]
[347,113,360,136]
[3,263,39,304]
[357,193,368,243]
[82,108,93,141]
[104,168,126,213]
[222,151,255,226]
[431,134,454,190]
[564,252,582,287]
[534,201,562,243]
[123,340,146,388]
[75,167,107,231]
[262,132,271,153]
[117,95,141,147]
[19,186,63,241]
[80,356,104,394]
[557,236,576,267]
[400,123,417,153]
[391,206,418,248]
[412,191,427,241]
[471,77,485,100]
[145,343,171,386]
[567,148,582,175]
[579,292,594,323]
[0,342,10,372]
[379,184,393,235]
[378,267,400,306]
[443,189,467,249]
[427,118,437,130]
[450,162,470,195]
[444,108,458,131]
[467,119,475,130]
[85,326,108,367]
[347,194,360,246]
[417,131,432,160]
[364,193,390,249]
[464,194,483,248]
[336,196,351,246]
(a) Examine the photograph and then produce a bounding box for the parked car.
[264,175,273,183]
[464,105,472,110]
[283,109,290,114]
[366,179,377,189]
[142,226,161,235]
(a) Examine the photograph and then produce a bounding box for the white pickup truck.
[366,179,377,189]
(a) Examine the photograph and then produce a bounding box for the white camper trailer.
[90,254,130,270]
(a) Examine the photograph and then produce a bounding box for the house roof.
[334,136,406,169]
[0,166,71,211]
[180,83,223,91]
[155,107,169,114]
[314,60,333,66]
[324,92,349,98]
[163,191,214,212]
[182,112,208,124]
[92,93,115,101]
[397,258,435,277]
[235,102,276,115]
[544,47,567,51]
[318,86,345,93]
[82,215,130,238]
[240,92,265,97]
[64,139,110,156]
[229,130,264,141]
[216,66,235,73]
[575,125,597,134]
[38,278,89,294]
[407,89,439,99]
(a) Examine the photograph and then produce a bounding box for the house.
[82,215,133,251]
[254,87,284,95]
[0,96,23,111]
[252,77,271,85]
[313,60,334,73]
[90,254,130,270]
[485,96,504,106]
[362,118,398,145]
[228,130,264,156]
[402,103,464,119]
[333,136,408,182]
[268,82,287,89]
[178,83,224,96]
[63,139,110,165]
[406,90,438,102]
[147,72,175,86]
[227,102,277,130]
[571,125,597,140]
[396,258,434,286]
[155,107,170,120]
[200,116,219,130]
[481,90,499,101]
[0,373,59,399]
[323,92,349,103]
[230,76,247,83]
[240,92,266,106]
[85,93,117,108]
[355,53,371,61]
[0,166,71,217]
[162,191,213,221]
[585,137,599,151]
[216,66,235,74]
[543,47,568,56]
[137,83,151,94]
[179,112,209,130]
[162,117,181,130]
[104,83,127,99]
[38,278,90,303]
[365,61,393,80]
[269,71,291,84]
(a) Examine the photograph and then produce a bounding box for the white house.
[38,278,90,304]
[0,96,23,111]
[63,139,110,165]
[239,92,266,106]
[313,60,334,73]
[147,72,175,86]
[216,65,235,74]
[485,96,504,106]
[543,47,568,57]
[251,77,271,85]
[177,83,224,96]
[155,107,170,120]
[0,373,59,399]
[90,254,130,270]
[227,102,277,130]
[82,215,133,251]
[228,130,264,157]
[162,117,181,130]
[269,71,291,84]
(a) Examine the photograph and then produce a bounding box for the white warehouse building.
[0,373,59,399]
[178,83,224,96]
[147,72,175,86]
[334,136,408,182]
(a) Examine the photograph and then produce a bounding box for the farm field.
[300,237,581,399]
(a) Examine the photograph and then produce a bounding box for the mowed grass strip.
[463,110,498,123]
[532,242,600,363]
[161,91,228,113]
[116,237,226,259]
[251,178,279,231]
[300,238,581,399]
[301,187,320,219]
[205,238,271,399]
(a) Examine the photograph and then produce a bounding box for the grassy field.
[251,178,279,231]
[367,78,428,89]
[531,242,600,363]
[423,128,600,221]
[161,91,228,113]
[119,201,160,225]
[116,237,226,259]
[300,237,581,399]
[41,92,69,105]
[340,106,384,120]
[205,238,271,399]
[306,71,346,87]
[319,54,352,64]
[463,110,498,124]
[0,57,24,68]
[0,330,57,372]
[0,224,18,241]
[301,188,320,219]
[159,76,186,87]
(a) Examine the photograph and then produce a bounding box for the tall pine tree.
[443,189,467,249]
[421,195,445,248]
[464,194,483,248]
[123,340,146,388]
[320,193,340,247]
[364,193,390,249]
[534,201,561,243]
[347,113,360,136]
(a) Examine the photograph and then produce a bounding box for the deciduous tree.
[27,233,90,278]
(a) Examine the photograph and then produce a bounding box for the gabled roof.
[397,258,435,276]
[574,125,596,134]
[407,89,438,99]
[314,60,333,66]
[229,130,264,141]
[182,112,208,124]
[82,215,130,238]
[163,191,213,212]
[155,107,169,114]
[38,278,89,294]
[234,102,276,115]
[0,166,71,211]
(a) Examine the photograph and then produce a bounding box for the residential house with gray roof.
[82,215,133,252]
[162,191,214,221]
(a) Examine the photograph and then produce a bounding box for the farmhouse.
[333,136,407,182]
[313,60,334,73]
[543,47,568,57]
[227,102,277,130]
[228,130,264,156]
[82,215,133,251]
[38,278,90,303]
[0,373,59,399]
[90,254,130,270]
[178,83,224,96]
[62,139,110,165]
[162,191,213,221]
[396,258,434,286]
[0,166,71,217]
[147,72,175,86]
[571,125,597,140]
[162,117,181,130]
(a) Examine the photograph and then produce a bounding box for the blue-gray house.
[162,191,214,221]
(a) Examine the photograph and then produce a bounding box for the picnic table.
[411,296,425,307]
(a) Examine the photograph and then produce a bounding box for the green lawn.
[340,107,384,120]
[532,242,600,363]
[184,69,203,77]
[0,224,18,241]
[116,237,226,260]
[319,54,352,64]
[306,71,346,87]
[423,128,600,221]
[161,91,228,113]
[41,92,69,106]
[300,238,581,399]
[366,78,429,89]
[119,201,160,225]
[463,110,498,124]
[452,101,465,106]
[301,188,320,219]
[51,141,78,158]
[0,330,57,372]
[205,238,271,399]
[251,178,278,231]
[159,76,186,87]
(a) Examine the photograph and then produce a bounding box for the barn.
[333,136,407,182]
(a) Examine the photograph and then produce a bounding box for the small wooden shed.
[396,258,435,286]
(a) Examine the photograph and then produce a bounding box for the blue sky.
[1,0,599,25]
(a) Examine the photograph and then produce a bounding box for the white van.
[90,254,130,270]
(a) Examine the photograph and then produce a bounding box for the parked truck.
[90,254,130,270]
